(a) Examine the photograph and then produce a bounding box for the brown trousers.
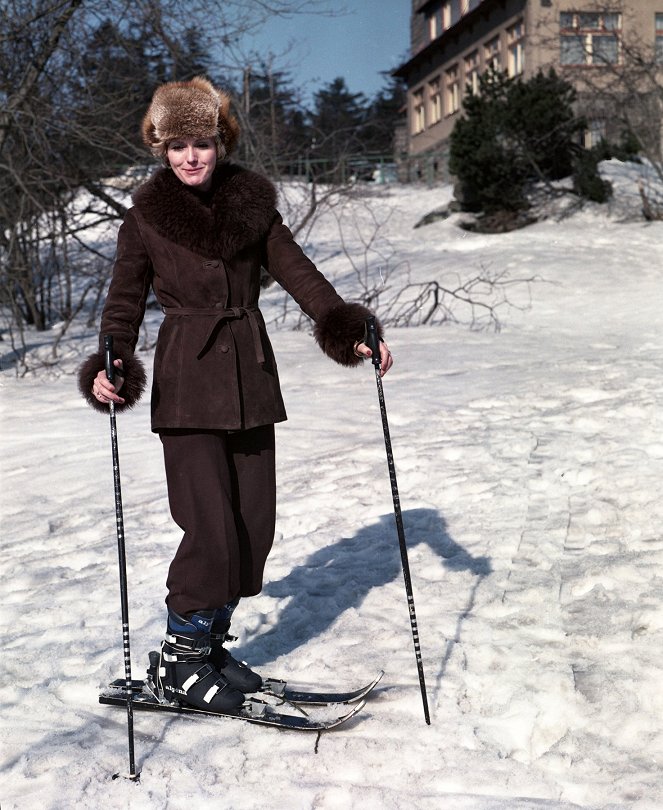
[159,426,276,616]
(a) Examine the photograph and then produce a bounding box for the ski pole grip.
[364,316,381,369]
[104,335,115,384]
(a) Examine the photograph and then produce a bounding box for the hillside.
[2,162,663,809]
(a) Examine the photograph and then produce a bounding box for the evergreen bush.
[572,150,613,203]
[449,69,615,221]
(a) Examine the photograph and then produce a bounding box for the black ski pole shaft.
[104,335,139,780]
[364,317,431,725]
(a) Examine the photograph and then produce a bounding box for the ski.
[261,670,384,706]
[106,670,384,708]
[99,687,365,731]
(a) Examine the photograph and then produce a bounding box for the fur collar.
[132,163,277,259]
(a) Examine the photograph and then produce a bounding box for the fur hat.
[141,76,240,158]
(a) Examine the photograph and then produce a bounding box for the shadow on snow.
[236,507,492,668]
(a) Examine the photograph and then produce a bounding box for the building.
[394,1,663,181]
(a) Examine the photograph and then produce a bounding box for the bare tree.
[0,0,337,368]
[262,187,539,333]
[1,0,536,375]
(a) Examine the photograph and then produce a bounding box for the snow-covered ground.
[3,162,663,809]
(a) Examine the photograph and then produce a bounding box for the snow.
[3,160,663,809]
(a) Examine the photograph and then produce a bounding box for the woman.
[79,76,392,713]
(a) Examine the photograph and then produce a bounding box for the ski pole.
[363,317,431,725]
[104,335,140,780]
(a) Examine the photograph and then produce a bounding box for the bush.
[449,69,587,217]
[572,150,613,203]
[449,70,528,214]
[592,130,642,164]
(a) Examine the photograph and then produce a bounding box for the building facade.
[394,1,663,178]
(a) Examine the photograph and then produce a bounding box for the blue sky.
[245,1,411,104]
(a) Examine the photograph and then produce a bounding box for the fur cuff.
[78,348,147,413]
[314,302,383,367]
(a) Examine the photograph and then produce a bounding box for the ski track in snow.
[2,161,663,809]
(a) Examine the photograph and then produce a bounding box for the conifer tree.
[363,75,406,155]
[309,77,367,164]
[449,71,528,213]
[449,69,591,216]
[240,63,309,171]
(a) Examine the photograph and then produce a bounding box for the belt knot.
[162,305,264,364]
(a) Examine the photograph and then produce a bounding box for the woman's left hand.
[354,340,393,377]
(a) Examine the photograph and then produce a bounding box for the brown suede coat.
[79,163,379,431]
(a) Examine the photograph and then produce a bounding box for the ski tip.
[336,699,367,725]
[365,670,385,693]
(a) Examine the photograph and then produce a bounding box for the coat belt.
[162,305,265,364]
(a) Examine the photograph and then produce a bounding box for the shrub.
[449,69,590,217]
[573,150,613,203]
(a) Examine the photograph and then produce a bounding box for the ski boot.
[157,609,245,712]
[209,599,263,694]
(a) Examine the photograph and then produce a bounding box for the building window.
[507,20,525,76]
[448,0,462,26]
[484,35,501,71]
[656,13,663,64]
[445,65,460,115]
[429,77,442,124]
[413,88,425,134]
[465,50,480,95]
[426,0,481,41]
[426,4,443,41]
[560,11,621,66]
[584,118,606,149]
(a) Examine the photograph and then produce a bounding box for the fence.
[269,150,452,187]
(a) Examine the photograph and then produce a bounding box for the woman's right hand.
[91,359,125,405]
[353,339,394,377]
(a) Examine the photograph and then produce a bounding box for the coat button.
[203,260,219,269]
[219,345,230,353]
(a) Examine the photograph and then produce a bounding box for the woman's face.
[167,137,217,191]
